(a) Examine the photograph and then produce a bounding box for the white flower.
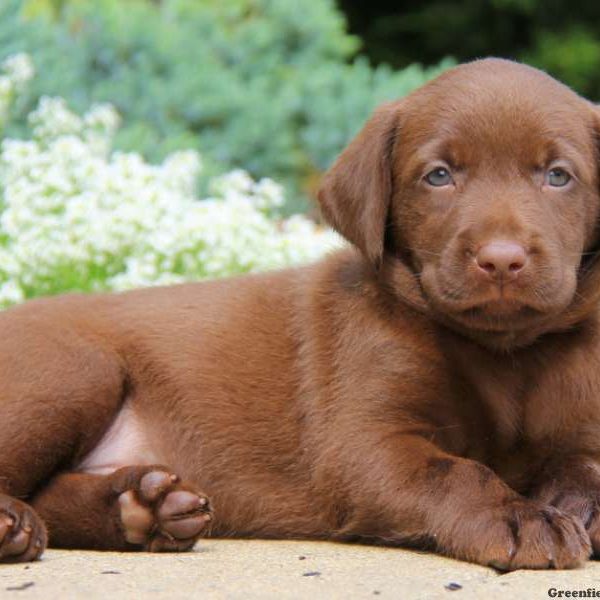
[0,53,34,129]
[84,103,121,134]
[0,280,24,306]
[29,97,84,140]
[1,53,34,87]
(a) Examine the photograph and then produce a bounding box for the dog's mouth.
[456,300,545,332]
[467,298,529,317]
[423,277,570,333]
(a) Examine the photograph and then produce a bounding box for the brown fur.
[1,58,600,569]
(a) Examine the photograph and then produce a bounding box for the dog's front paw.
[0,494,47,562]
[542,489,600,557]
[500,501,590,569]
[111,466,212,552]
[447,499,590,570]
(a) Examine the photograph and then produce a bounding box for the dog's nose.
[475,241,527,280]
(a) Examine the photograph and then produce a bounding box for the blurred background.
[341,0,600,97]
[0,0,595,306]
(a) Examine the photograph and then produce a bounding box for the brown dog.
[1,58,600,570]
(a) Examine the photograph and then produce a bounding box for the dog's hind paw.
[112,466,212,552]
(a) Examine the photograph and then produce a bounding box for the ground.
[0,540,597,599]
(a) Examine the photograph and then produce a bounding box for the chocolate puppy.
[1,58,600,570]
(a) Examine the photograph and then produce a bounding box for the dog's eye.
[546,167,571,187]
[425,167,453,187]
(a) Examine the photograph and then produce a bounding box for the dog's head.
[319,58,600,350]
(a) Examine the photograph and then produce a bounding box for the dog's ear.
[559,105,600,330]
[318,102,400,268]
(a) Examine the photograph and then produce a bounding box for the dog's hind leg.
[0,300,126,561]
[31,466,212,552]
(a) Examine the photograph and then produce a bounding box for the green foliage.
[524,27,600,95]
[0,0,449,210]
[339,0,600,99]
[302,57,452,171]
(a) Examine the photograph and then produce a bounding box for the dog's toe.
[158,490,211,541]
[139,471,177,502]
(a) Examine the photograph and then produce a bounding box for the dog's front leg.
[329,434,590,569]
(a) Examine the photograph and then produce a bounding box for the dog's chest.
[459,355,595,490]
[449,347,527,454]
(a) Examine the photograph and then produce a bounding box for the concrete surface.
[0,540,598,599]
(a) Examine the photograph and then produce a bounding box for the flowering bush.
[0,54,342,307]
